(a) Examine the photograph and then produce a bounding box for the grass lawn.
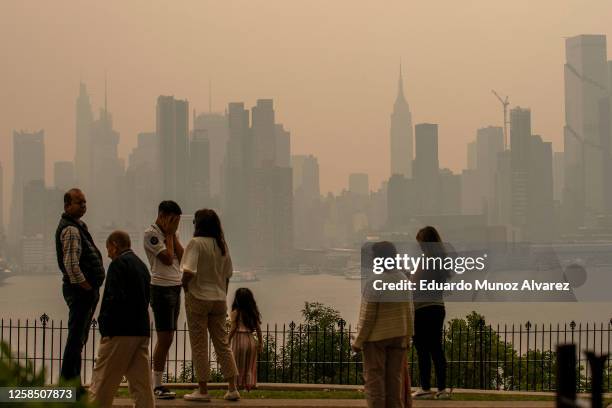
[115,388,610,403]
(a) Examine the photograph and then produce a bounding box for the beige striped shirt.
[353,271,414,348]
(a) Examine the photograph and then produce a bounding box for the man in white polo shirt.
[143,201,184,399]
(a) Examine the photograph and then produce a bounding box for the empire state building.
[390,65,413,178]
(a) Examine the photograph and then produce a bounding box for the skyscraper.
[194,112,228,197]
[249,100,293,266]
[476,126,504,221]
[553,152,565,203]
[189,129,210,212]
[126,132,159,229]
[88,100,123,228]
[510,107,531,229]
[292,155,320,200]
[291,154,322,249]
[251,99,276,167]
[53,161,75,191]
[414,123,439,214]
[9,130,45,245]
[156,96,189,207]
[74,83,93,190]
[275,124,291,167]
[390,65,413,178]
[504,107,554,241]
[223,102,252,264]
[563,34,610,228]
[348,173,369,196]
[0,162,4,236]
[528,135,554,241]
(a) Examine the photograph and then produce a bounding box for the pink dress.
[231,314,258,390]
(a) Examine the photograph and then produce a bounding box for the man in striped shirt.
[55,188,105,388]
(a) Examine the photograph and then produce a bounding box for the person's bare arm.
[181,270,194,292]
[229,310,238,341]
[256,325,264,353]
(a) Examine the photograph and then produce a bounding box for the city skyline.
[2,1,612,204]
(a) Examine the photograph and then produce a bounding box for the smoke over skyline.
[1,0,612,218]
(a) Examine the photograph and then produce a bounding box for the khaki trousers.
[185,293,239,381]
[89,336,154,408]
[362,336,407,408]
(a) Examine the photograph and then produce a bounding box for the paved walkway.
[112,399,556,408]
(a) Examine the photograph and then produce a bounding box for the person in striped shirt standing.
[55,188,105,391]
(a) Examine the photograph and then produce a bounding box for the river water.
[0,271,610,327]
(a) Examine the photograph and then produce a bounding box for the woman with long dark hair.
[181,209,240,402]
[412,226,450,400]
[229,288,263,390]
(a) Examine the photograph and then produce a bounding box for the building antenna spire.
[209,79,212,114]
[397,59,405,100]
[104,70,108,118]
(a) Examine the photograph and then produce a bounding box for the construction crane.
[491,90,510,150]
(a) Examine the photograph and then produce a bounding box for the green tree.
[0,341,93,407]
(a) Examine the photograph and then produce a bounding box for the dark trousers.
[414,305,446,391]
[61,283,100,383]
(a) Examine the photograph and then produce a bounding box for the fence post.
[586,351,607,408]
[40,313,49,383]
[556,344,576,408]
[338,318,346,385]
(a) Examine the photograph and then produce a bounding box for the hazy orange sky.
[1,0,612,223]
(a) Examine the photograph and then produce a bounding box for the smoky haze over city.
[2,1,612,324]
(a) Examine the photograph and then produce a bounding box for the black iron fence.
[1,314,611,392]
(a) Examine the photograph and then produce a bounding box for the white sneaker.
[412,388,435,399]
[183,390,211,402]
[436,389,451,400]
[224,390,241,401]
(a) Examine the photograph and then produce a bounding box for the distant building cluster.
[1,34,612,273]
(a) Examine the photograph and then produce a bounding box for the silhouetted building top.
[390,65,413,178]
[189,129,210,212]
[252,99,276,167]
[89,104,123,228]
[9,130,45,244]
[348,173,369,196]
[292,155,320,200]
[563,34,610,228]
[53,161,75,191]
[413,123,439,214]
[0,162,4,235]
[74,82,93,190]
[275,124,291,168]
[194,112,228,197]
[156,95,189,207]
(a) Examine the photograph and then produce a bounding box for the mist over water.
[1,273,609,327]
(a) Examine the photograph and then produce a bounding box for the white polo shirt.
[143,224,181,286]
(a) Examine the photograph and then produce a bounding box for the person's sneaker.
[412,388,435,399]
[153,386,176,399]
[183,389,211,402]
[224,390,241,401]
[436,389,452,400]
